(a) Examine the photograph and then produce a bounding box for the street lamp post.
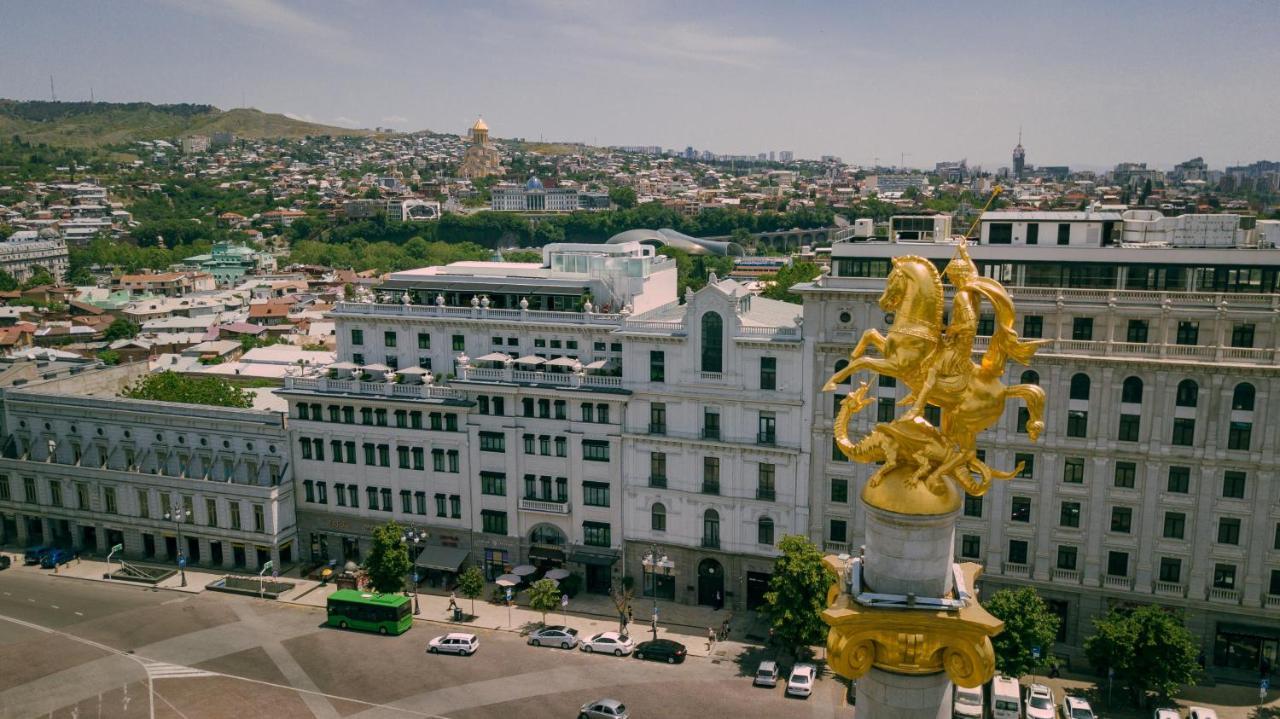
[164,499,190,587]
[643,544,671,642]
[403,527,424,615]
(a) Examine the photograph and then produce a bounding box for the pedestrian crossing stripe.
[143,661,216,679]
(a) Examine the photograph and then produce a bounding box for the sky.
[2,0,1279,170]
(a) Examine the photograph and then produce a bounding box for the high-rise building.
[797,213,1280,672]
[778,151,794,163]
[1012,130,1026,179]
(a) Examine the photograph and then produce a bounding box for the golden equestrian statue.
[819,187,1048,694]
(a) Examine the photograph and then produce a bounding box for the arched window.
[1020,370,1039,385]
[1121,376,1144,404]
[757,517,775,546]
[1175,379,1198,407]
[1232,383,1255,411]
[651,502,666,532]
[834,359,850,385]
[702,509,720,547]
[1069,373,1091,401]
[701,312,724,373]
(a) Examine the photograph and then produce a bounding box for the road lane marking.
[74,611,84,616]
[50,605,59,609]
[144,661,216,679]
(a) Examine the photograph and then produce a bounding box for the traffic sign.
[505,587,513,601]
[1031,646,1041,660]
[560,594,569,607]
[262,560,274,572]
[1263,678,1270,692]
[111,544,123,554]
[178,556,187,567]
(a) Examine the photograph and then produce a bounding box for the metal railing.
[700,536,720,550]
[332,301,624,326]
[756,431,777,446]
[756,487,776,501]
[517,498,571,514]
[700,481,720,495]
[283,376,466,400]
[648,423,667,435]
[648,475,667,489]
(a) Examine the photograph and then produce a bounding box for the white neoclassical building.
[798,214,1280,676]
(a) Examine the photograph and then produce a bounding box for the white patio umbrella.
[511,564,538,577]
[544,568,570,580]
[495,574,521,587]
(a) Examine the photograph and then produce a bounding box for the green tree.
[22,266,55,289]
[527,577,562,625]
[364,520,413,595]
[122,371,253,408]
[762,535,836,658]
[67,265,96,286]
[1084,604,1198,706]
[985,587,1061,677]
[0,269,17,291]
[608,186,637,209]
[759,261,822,304]
[456,565,485,617]
[96,349,121,365]
[501,249,543,263]
[103,318,140,342]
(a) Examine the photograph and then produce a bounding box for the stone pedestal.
[857,668,952,719]
[862,503,958,598]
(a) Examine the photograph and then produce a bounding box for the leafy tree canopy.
[759,261,822,304]
[762,535,836,657]
[985,587,1062,677]
[455,565,486,615]
[1084,604,1198,706]
[122,371,253,408]
[103,318,140,342]
[527,578,562,624]
[364,520,413,594]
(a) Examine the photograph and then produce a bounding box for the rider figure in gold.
[904,241,981,423]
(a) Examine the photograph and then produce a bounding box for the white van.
[953,684,984,718]
[991,676,1022,719]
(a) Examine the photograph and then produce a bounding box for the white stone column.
[857,669,952,719]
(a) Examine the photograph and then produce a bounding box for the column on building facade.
[1031,452,1057,582]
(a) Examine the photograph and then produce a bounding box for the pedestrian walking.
[448,592,458,611]
[720,617,730,641]
[707,626,716,651]
[627,605,634,626]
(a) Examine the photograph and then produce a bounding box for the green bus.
[326,590,413,635]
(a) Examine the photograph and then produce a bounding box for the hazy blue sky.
[3,1,1278,169]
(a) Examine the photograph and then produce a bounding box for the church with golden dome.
[459,116,503,180]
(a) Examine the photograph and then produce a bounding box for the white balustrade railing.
[283,376,466,400]
[331,301,623,326]
[518,498,571,514]
[1103,575,1133,590]
[460,366,622,389]
[1051,568,1081,584]
[1206,587,1240,604]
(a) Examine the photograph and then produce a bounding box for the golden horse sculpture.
[823,241,1047,516]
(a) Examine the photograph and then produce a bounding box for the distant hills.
[0,100,373,147]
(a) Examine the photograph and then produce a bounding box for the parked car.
[1154,710,1181,719]
[1188,709,1218,719]
[992,676,1022,719]
[426,633,479,656]
[633,639,687,664]
[528,625,579,649]
[24,546,50,565]
[0,555,11,571]
[40,548,72,569]
[1063,695,1097,719]
[580,632,634,656]
[953,685,984,718]
[578,698,629,719]
[1024,683,1055,719]
[786,663,817,698]
[753,660,779,687]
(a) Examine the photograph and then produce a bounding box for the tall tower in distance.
[1012,128,1026,179]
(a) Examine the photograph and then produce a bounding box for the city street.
[0,571,851,718]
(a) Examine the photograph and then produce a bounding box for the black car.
[0,555,10,570]
[633,639,687,664]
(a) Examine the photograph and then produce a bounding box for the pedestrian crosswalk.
[143,660,216,680]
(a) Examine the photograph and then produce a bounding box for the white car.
[527,625,579,649]
[1063,695,1097,719]
[1025,683,1055,719]
[786,663,816,698]
[1154,710,1181,719]
[579,631,634,656]
[754,660,779,687]
[579,698,629,719]
[427,632,478,656]
[1188,709,1218,719]
[952,685,984,718]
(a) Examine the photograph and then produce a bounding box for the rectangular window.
[1217,517,1241,545]
[363,443,375,465]
[481,472,506,496]
[583,481,610,507]
[1223,471,1246,499]
[758,519,774,546]
[1014,453,1034,478]
[49,480,63,507]
[446,414,458,432]
[1171,418,1195,446]
[451,334,465,351]
[1118,414,1140,442]
[435,494,446,517]
[412,447,424,471]
[447,450,459,473]
[347,485,358,508]
[366,486,378,509]
[757,463,775,501]
[1107,551,1128,577]
[1114,462,1136,489]
[1063,458,1085,483]
[1008,539,1029,564]
[77,483,89,509]
[1167,466,1190,493]
[579,402,592,422]
[758,411,777,445]
[432,449,445,471]
[1126,319,1149,344]
[877,397,896,423]
[384,330,397,348]
[104,487,118,515]
[397,446,410,469]
[304,480,315,503]
[702,457,720,494]
[595,404,609,424]
[328,405,340,422]
[555,401,568,420]
[136,488,149,518]
[352,353,364,365]
[1163,512,1185,539]
[400,490,412,514]
[1060,501,1081,528]
[582,440,610,462]
[230,502,242,529]
[702,409,720,440]
[831,478,849,504]
[1072,317,1093,341]
[964,494,983,518]
[1230,323,1255,348]
[479,431,505,452]
[417,332,430,349]
[253,504,265,533]
[1056,546,1078,571]
[1111,506,1133,533]
[829,519,848,543]
[1176,321,1199,346]
[415,491,426,515]
[477,396,489,415]
[1025,223,1040,245]
[583,521,611,548]
[1159,557,1182,583]
[1067,410,1088,438]
[649,350,665,382]
[1057,223,1070,245]
[759,357,777,390]
[481,510,507,535]
[960,534,981,559]
[1213,563,1236,590]
[1010,496,1031,523]
[555,437,567,457]
[344,441,356,464]
[342,406,355,424]
[1022,315,1043,338]
[1270,570,1280,596]
[832,438,848,462]
[650,452,667,487]
[350,328,363,345]
[987,223,1012,244]
[334,483,346,507]
[1227,422,1252,451]
[977,313,995,337]
[360,408,373,425]
[316,481,327,504]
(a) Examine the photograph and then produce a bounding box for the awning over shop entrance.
[414,545,469,572]
[529,545,565,563]
[570,548,620,566]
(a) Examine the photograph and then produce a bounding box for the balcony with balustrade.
[1103,574,1134,590]
[1153,580,1186,598]
[1206,586,1241,605]
[823,541,850,554]
[518,497,571,515]
[282,375,467,401]
[1050,567,1081,584]
[1002,562,1031,578]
